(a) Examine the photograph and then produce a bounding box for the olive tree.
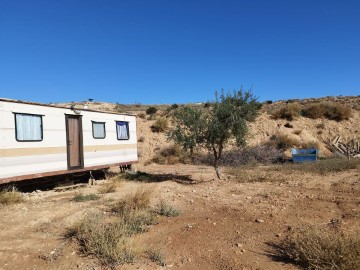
[168,89,260,179]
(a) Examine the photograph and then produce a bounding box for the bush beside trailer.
[0,98,138,184]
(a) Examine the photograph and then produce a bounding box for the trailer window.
[116,121,129,140]
[92,121,106,139]
[15,113,43,142]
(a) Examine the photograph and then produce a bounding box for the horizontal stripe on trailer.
[0,144,137,157]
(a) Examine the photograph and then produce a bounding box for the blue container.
[292,148,318,163]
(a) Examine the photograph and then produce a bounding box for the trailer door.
[65,115,84,170]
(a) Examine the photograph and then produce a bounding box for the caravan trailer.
[0,98,138,184]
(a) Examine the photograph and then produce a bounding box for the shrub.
[146,106,158,115]
[324,104,351,121]
[302,103,351,121]
[154,200,180,217]
[72,193,100,202]
[137,112,146,119]
[220,144,284,166]
[271,103,301,121]
[111,189,153,214]
[148,248,166,266]
[151,117,168,133]
[151,145,192,165]
[265,100,273,104]
[0,187,24,205]
[66,213,139,266]
[98,180,118,194]
[268,134,301,149]
[302,103,327,119]
[275,225,360,270]
[171,103,179,110]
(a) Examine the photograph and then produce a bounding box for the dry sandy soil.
[1,96,360,270]
[1,163,360,270]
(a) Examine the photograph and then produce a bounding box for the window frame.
[92,121,106,139]
[116,121,130,140]
[14,113,44,142]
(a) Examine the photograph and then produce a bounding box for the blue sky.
[0,0,359,104]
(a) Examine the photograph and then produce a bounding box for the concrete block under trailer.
[0,99,138,184]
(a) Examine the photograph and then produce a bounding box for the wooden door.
[66,115,84,170]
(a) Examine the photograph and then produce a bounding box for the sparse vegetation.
[72,193,99,202]
[137,112,146,119]
[275,158,360,175]
[151,144,192,165]
[67,189,163,266]
[66,213,139,266]
[98,180,118,194]
[151,117,168,132]
[154,200,180,217]
[146,106,158,115]
[219,145,284,166]
[138,136,145,142]
[302,103,351,121]
[148,248,166,266]
[271,103,301,121]
[275,224,360,270]
[268,134,301,149]
[0,187,24,205]
[111,189,153,214]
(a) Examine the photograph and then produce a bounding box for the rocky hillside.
[59,95,360,163]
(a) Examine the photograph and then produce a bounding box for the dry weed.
[0,186,24,205]
[275,224,360,270]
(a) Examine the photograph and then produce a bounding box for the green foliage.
[146,106,158,115]
[169,88,260,178]
[72,193,100,202]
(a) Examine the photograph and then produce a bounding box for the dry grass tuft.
[275,224,360,270]
[72,193,99,202]
[147,248,166,266]
[67,189,163,267]
[98,180,119,194]
[0,187,24,205]
[151,144,192,165]
[151,117,168,132]
[66,213,139,266]
[111,189,153,214]
[154,200,180,217]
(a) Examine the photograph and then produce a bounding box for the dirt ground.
[1,163,359,270]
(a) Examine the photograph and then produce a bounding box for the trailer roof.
[0,98,136,117]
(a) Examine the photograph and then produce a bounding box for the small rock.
[236,243,243,248]
[241,249,246,253]
[213,222,216,225]
[255,219,264,223]
[276,233,281,237]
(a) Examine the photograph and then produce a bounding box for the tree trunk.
[212,147,222,179]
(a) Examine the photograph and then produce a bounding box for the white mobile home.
[0,98,138,184]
